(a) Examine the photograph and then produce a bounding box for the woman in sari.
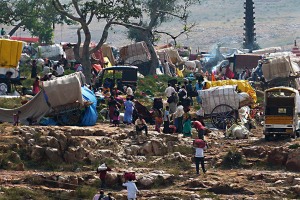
[124,97,134,124]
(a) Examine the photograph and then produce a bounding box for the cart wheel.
[210,104,236,130]
[57,109,82,126]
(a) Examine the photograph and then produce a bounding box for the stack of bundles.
[252,47,282,55]
[262,56,300,82]
[124,172,136,181]
[101,43,116,66]
[119,41,151,64]
[156,47,185,66]
[198,85,239,115]
[193,139,206,148]
[38,44,64,60]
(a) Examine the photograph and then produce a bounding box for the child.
[163,106,170,133]
[154,108,163,133]
[112,105,120,126]
[13,111,21,126]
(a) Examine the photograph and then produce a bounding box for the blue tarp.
[81,86,98,126]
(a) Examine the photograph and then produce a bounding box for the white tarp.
[38,44,64,59]
[42,73,83,108]
[262,56,292,82]
[198,85,239,114]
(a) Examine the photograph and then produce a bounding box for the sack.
[124,172,136,181]
[193,139,206,148]
[155,117,163,124]
[167,96,174,104]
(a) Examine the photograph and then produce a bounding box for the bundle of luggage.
[193,139,206,148]
[124,172,136,181]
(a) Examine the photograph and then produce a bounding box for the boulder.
[207,183,254,195]
[151,139,167,156]
[64,147,77,163]
[267,147,288,166]
[242,146,267,158]
[30,145,45,161]
[45,147,63,162]
[46,136,60,149]
[286,149,300,172]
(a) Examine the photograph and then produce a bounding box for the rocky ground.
[1,122,300,199]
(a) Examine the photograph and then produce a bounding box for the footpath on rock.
[1,123,300,199]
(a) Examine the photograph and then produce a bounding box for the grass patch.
[221,148,244,169]
[0,98,23,109]
[75,185,98,199]
[0,187,51,200]
[288,143,300,149]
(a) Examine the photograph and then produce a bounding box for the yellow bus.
[264,87,300,140]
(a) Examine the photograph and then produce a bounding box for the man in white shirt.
[165,83,176,98]
[173,102,184,133]
[122,179,139,200]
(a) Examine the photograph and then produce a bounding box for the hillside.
[2,0,300,52]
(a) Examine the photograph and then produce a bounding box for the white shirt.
[195,147,205,157]
[122,181,139,199]
[127,87,133,96]
[174,105,184,118]
[165,86,176,97]
[56,65,64,76]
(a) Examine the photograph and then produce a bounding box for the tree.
[0,0,73,43]
[52,0,141,83]
[117,0,200,75]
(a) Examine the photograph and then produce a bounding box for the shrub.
[75,185,97,199]
[0,187,50,200]
[221,149,243,169]
[288,143,300,149]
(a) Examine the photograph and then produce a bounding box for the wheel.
[210,104,236,130]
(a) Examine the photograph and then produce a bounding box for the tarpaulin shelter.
[0,72,95,125]
[119,41,151,64]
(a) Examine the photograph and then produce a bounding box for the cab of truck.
[264,87,300,140]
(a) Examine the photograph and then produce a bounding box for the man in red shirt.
[96,163,112,189]
[193,120,206,139]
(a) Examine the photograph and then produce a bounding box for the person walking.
[186,80,194,105]
[163,106,170,133]
[122,179,139,200]
[168,92,179,114]
[165,83,176,98]
[183,115,192,137]
[112,105,120,127]
[173,102,184,133]
[195,76,204,104]
[193,139,207,175]
[31,60,37,79]
[124,97,134,124]
[154,108,163,133]
[96,163,112,189]
[108,96,121,123]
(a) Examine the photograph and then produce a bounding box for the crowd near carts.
[2,30,300,197]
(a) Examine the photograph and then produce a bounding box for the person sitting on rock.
[103,192,115,200]
[96,163,112,189]
[135,115,148,136]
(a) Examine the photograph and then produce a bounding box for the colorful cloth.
[183,118,192,137]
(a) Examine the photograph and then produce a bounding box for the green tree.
[0,0,72,43]
[117,0,200,75]
[52,0,141,83]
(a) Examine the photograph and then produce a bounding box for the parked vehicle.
[263,87,300,140]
